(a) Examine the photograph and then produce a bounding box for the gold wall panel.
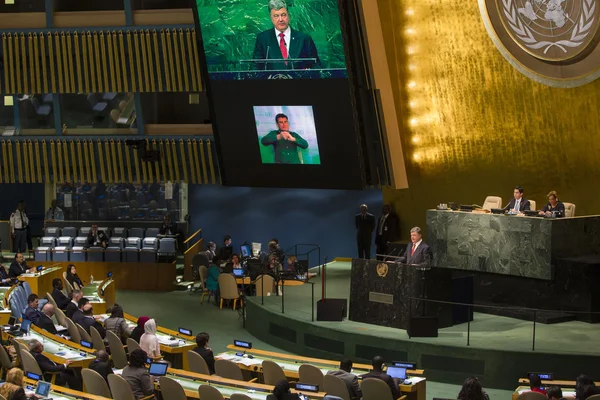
[378,0,600,239]
[0,28,203,94]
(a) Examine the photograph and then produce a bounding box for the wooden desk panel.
[20,265,64,296]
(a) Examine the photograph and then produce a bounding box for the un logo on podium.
[480,0,600,87]
[376,263,389,278]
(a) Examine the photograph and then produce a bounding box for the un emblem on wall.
[480,0,600,87]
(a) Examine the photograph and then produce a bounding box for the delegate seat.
[79,227,92,237]
[44,227,61,238]
[140,237,159,263]
[112,227,128,238]
[53,236,73,262]
[564,202,576,217]
[35,237,55,261]
[105,237,124,262]
[88,246,104,262]
[71,237,88,262]
[129,227,144,238]
[529,200,537,211]
[62,226,77,238]
[124,237,141,262]
[157,237,177,262]
[482,196,502,210]
[98,227,110,238]
[145,227,160,238]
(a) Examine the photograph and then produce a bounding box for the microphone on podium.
[264,46,270,70]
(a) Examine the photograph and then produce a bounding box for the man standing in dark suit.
[326,359,362,399]
[29,339,82,390]
[253,0,319,71]
[9,253,30,278]
[35,303,58,335]
[355,204,375,259]
[159,214,179,236]
[375,205,399,260]
[399,227,432,266]
[503,186,531,212]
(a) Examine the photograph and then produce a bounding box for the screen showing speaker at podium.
[194,0,348,80]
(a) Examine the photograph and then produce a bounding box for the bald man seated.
[35,303,57,335]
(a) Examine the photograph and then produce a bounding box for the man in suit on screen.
[399,226,432,266]
[253,0,320,70]
[261,113,308,164]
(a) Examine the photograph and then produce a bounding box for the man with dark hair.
[261,113,309,164]
[547,386,564,400]
[122,349,154,399]
[504,186,531,212]
[159,214,178,236]
[529,374,546,395]
[361,356,401,399]
[217,235,233,262]
[192,332,215,374]
[9,200,28,253]
[399,227,432,266]
[71,297,89,326]
[29,339,82,390]
[326,358,362,399]
[52,278,70,310]
[86,224,109,249]
[253,0,319,70]
[66,290,82,319]
[35,303,58,334]
[23,294,41,323]
[355,204,375,259]
[89,350,113,382]
[9,253,30,278]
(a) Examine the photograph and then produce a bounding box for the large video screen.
[195,0,347,80]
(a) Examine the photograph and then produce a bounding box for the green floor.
[115,268,515,400]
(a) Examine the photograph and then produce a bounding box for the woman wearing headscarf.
[130,316,149,343]
[139,318,161,359]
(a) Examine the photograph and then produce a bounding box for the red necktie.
[411,244,416,256]
[279,33,288,63]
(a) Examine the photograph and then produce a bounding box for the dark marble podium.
[349,259,453,330]
[427,210,600,280]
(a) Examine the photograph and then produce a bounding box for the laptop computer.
[240,244,251,258]
[35,380,51,399]
[233,268,245,277]
[11,318,32,337]
[148,362,169,377]
[386,366,407,381]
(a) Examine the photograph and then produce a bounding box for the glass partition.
[18,94,56,135]
[56,182,183,221]
[61,92,137,135]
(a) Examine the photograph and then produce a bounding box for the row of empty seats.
[35,236,177,262]
[44,226,164,239]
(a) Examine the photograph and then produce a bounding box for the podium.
[349,259,454,330]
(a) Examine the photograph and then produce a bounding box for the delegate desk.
[223,345,426,400]
[24,378,111,400]
[83,278,115,314]
[19,265,64,296]
[5,325,96,368]
[512,386,575,400]
[147,368,326,399]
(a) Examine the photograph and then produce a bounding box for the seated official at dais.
[503,185,531,212]
[539,190,566,217]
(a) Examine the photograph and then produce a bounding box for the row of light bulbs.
[404,8,422,161]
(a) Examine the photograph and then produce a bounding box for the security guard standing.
[10,200,29,253]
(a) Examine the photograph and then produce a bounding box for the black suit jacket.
[52,288,71,310]
[89,359,113,382]
[355,213,376,242]
[192,346,215,374]
[87,230,109,248]
[8,261,27,278]
[253,28,319,71]
[400,242,432,266]
[361,371,402,399]
[80,316,106,338]
[72,310,85,326]
[0,266,11,286]
[375,213,399,244]
[504,198,531,212]
[32,351,66,374]
[35,313,57,335]
[65,302,78,319]
[159,222,178,235]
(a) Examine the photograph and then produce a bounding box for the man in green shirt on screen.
[260,113,308,164]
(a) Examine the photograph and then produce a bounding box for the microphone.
[384,247,399,263]
[264,46,270,70]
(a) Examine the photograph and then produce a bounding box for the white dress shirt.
[9,209,28,232]
[274,27,291,55]
[411,239,423,253]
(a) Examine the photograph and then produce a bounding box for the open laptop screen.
[148,362,168,376]
[35,381,51,396]
[386,366,407,380]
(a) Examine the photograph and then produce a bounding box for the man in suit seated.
[72,298,89,327]
[29,339,82,390]
[399,227,432,267]
[326,359,362,399]
[51,278,70,310]
[159,214,179,236]
[253,0,320,71]
[79,304,106,338]
[8,253,31,278]
[88,350,113,382]
[35,303,58,335]
[361,356,402,399]
[503,185,531,213]
[65,290,82,319]
[86,224,109,249]
[192,332,215,374]
[355,204,375,259]
[23,294,41,324]
[0,263,14,286]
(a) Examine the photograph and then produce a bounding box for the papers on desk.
[216,353,263,367]
[112,368,124,375]
[54,324,67,331]
[55,350,84,359]
[20,273,35,277]
[158,337,181,347]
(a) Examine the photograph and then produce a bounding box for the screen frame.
[35,381,51,396]
[80,340,92,349]
[233,339,252,349]
[178,327,192,336]
[148,362,169,376]
[295,383,319,392]
[191,0,366,189]
[26,371,41,381]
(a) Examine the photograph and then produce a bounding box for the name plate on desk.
[369,292,394,304]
